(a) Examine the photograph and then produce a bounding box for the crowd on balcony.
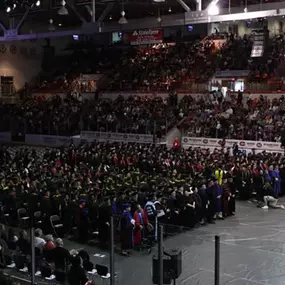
[32,30,285,94]
[0,94,180,136]
[181,92,285,142]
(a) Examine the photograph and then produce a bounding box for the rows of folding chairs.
[0,206,64,238]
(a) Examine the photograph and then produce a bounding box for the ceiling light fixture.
[208,2,219,15]
[36,0,40,6]
[118,10,128,24]
[58,0,68,16]
[48,18,56,32]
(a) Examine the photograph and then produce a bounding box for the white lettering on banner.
[182,136,283,152]
[80,131,153,143]
[133,29,160,36]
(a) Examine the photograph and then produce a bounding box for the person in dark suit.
[52,238,71,271]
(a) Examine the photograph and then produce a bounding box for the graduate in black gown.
[120,203,134,256]
[76,199,89,243]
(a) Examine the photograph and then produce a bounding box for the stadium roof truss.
[0,0,284,41]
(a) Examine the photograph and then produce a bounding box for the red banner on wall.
[127,29,163,45]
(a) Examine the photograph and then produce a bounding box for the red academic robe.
[133,210,148,245]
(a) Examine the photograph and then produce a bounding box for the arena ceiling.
[0,0,198,32]
[0,0,272,33]
[0,0,282,40]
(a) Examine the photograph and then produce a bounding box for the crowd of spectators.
[0,94,180,136]
[105,41,217,91]
[31,30,285,93]
[1,91,285,142]
[180,92,285,142]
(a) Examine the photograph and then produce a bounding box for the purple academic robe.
[214,184,223,213]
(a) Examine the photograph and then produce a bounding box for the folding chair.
[34,211,43,228]
[1,205,10,225]
[50,215,64,237]
[17,208,30,228]
[95,264,110,285]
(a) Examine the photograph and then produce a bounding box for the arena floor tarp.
[5,200,285,285]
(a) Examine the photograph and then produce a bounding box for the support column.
[196,0,202,11]
[16,7,30,30]
[9,18,15,30]
[92,0,96,22]
[0,21,6,32]
[158,225,164,285]
[176,0,190,11]
[68,5,87,23]
[97,3,114,22]
[110,216,115,285]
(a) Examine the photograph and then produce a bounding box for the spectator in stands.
[17,230,30,255]
[34,229,46,251]
[7,228,18,250]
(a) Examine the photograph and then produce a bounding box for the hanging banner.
[126,28,163,45]
[182,136,283,153]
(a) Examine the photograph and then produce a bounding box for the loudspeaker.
[164,249,182,279]
[152,255,172,285]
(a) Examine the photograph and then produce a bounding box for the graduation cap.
[122,203,131,209]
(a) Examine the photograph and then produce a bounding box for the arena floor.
[6,200,285,285]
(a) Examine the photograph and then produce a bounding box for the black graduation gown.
[76,205,89,243]
[228,182,236,214]
[206,186,216,222]
[98,204,112,245]
[120,211,134,250]
[182,195,195,228]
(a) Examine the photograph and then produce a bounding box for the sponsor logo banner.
[80,131,153,143]
[182,136,283,152]
[126,28,163,45]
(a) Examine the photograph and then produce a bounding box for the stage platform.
[5,200,285,285]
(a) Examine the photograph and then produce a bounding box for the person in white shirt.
[34,228,46,251]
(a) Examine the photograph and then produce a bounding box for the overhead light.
[168,6,172,12]
[153,0,165,2]
[58,23,62,26]
[6,7,11,13]
[208,3,219,15]
[13,3,16,9]
[36,0,41,6]
[109,15,112,20]
[157,16,162,23]
[48,18,56,32]
[58,0,68,15]
[118,11,128,24]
